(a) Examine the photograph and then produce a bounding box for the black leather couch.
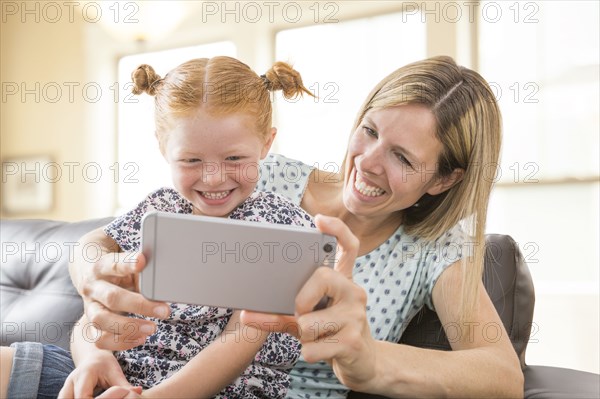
[1,218,599,398]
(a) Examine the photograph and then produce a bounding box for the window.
[274,12,426,168]
[116,42,236,212]
[480,1,599,373]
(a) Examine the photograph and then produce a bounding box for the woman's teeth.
[201,190,230,200]
[354,176,385,197]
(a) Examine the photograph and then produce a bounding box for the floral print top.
[105,187,315,398]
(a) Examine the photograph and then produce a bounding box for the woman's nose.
[357,145,385,176]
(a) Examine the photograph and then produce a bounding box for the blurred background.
[1,0,598,374]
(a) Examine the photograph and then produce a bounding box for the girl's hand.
[95,386,143,399]
[240,214,377,390]
[58,351,133,399]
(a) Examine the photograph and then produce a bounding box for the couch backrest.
[399,234,535,367]
[1,217,114,349]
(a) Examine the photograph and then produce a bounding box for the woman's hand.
[58,351,136,399]
[240,214,377,390]
[69,228,171,350]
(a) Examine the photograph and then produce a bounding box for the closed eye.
[182,158,201,163]
[363,126,378,138]
[395,152,413,169]
[226,156,242,161]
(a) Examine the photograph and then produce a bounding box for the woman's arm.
[242,216,524,398]
[68,227,170,350]
[58,315,137,398]
[346,261,523,398]
[143,311,267,398]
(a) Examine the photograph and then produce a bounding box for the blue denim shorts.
[7,342,75,399]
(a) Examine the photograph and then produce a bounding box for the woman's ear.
[260,127,277,158]
[426,168,464,196]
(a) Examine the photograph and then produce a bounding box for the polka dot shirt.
[256,154,469,399]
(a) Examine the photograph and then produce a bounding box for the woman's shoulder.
[256,153,315,204]
[408,222,468,254]
[261,153,310,168]
[372,222,469,265]
[402,223,471,279]
[259,153,315,183]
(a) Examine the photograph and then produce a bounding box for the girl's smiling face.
[343,104,460,220]
[165,108,275,217]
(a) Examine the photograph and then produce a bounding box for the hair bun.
[131,64,162,96]
[263,61,313,100]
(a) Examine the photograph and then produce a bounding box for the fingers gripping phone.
[140,211,337,315]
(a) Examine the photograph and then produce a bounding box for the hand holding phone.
[140,211,337,315]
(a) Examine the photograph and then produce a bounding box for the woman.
[239,55,521,398]
[3,56,523,398]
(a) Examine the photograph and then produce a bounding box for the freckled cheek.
[171,166,199,187]
[236,162,261,185]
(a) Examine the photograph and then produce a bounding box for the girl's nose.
[202,162,225,186]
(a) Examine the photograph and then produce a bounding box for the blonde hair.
[350,56,502,322]
[131,56,312,151]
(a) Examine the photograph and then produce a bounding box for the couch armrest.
[524,365,600,399]
[348,366,600,399]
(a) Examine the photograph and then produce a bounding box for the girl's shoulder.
[230,191,315,228]
[104,187,192,251]
[142,187,193,214]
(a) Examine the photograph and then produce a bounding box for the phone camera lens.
[323,243,334,253]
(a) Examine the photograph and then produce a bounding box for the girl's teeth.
[201,190,230,200]
[354,176,385,197]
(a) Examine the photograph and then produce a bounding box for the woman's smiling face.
[343,104,452,219]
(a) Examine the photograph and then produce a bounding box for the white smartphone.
[139,211,337,315]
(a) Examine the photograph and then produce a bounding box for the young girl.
[64,56,316,398]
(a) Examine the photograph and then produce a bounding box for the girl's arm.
[143,311,268,398]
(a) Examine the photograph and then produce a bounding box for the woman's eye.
[363,126,377,138]
[395,153,413,168]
